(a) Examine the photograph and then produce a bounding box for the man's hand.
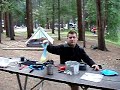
[43,40,49,44]
[92,64,100,71]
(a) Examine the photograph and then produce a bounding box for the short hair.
[67,30,77,37]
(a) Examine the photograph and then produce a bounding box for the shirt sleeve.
[47,44,63,55]
[80,48,96,67]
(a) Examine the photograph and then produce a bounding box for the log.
[2,47,44,51]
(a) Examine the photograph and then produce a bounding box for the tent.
[25,27,54,47]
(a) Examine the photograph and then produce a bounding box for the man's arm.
[42,38,63,55]
[47,44,63,55]
[80,48,100,71]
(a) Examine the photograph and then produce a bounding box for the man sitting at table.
[42,30,100,71]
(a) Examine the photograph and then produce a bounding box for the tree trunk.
[96,0,107,51]
[52,0,55,34]
[9,13,15,40]
[104,0,108,33]
[76,0,83,41]
[0,7,2,43]
[46,17,49,29]
[26,0,33,38]
[82,0,86,48]
[58,0,61,40]
[4,12,10,37]
[61,18,64,29]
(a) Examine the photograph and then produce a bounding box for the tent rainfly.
[25,27,54,47]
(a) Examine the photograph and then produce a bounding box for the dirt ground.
[0,32,120,90]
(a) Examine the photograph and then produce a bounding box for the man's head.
[67,30,78,47]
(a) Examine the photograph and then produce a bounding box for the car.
[69,23,77,28]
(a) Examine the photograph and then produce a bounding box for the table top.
[0,64,120,90]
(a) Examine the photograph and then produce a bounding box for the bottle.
[46,64,53,75]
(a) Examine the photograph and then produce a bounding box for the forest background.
[0,0,120,47]
[0,0,120,90]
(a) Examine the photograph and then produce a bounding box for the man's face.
[67,33,78,47]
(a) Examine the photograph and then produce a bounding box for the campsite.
[0,27,120,90]
[0,0,120,90]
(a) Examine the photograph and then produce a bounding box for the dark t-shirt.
[47,43,95,66]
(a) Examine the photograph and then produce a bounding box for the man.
[43,30,100,70]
